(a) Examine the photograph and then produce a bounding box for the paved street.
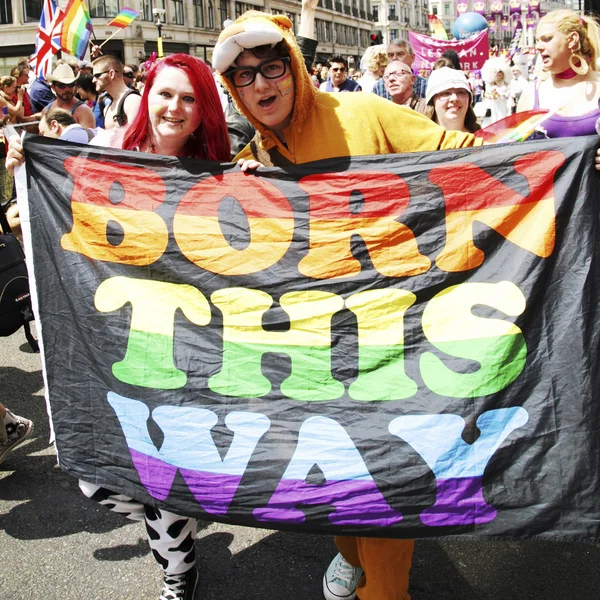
[1,327,600,600]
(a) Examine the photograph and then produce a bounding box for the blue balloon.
[453,12,489,40]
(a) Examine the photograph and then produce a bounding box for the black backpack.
[0,205,38,352]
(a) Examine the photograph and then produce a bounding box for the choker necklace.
[556,68,577,79]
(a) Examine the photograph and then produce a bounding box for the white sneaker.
[0,410,33,465]
[323,552,363,600]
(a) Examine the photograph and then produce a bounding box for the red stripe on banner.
[429,151,565,212]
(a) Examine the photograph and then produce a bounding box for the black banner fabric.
[21,135,600,541]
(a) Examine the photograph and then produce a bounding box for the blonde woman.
[357,44,388,93]
[517,9,600,137]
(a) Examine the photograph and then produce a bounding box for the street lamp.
[153,7,166,58]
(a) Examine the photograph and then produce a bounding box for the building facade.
[425,0,572,49]
[0,0,376,74]
[371,0,430,45]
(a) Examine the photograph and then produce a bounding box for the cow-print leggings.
[79,480,196,575]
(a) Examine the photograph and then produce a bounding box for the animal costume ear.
[213,16,285,73]
[272,14,292,30]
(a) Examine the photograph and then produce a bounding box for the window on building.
[389,5,396,18]
[194,0,205,26]
[0,0,12,24]
[443,3,449,15]
[89,0,118,18]
[23,0,41,22]
[372,4,378,21]
[208,0,214,28]
[219,0,227,27]
[390,28,398,39]
[142,0,166,21]
[432,5,437,14]
[172,0,184,24]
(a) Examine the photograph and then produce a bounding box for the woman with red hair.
[6,52,230,600]
[120,53,230,159]
[80,53,230,600]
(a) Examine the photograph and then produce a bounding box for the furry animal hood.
[213,11,317,151]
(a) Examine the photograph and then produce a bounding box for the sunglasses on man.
[123,72,134,78]
[54,82,76,90]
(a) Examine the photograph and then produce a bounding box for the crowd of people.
[2,4,600,600]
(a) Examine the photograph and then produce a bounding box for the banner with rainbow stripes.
[18,135,600,541]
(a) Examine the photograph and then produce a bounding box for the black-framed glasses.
[54,81,76,89]
[92,70,111,79]
[226,57,290,88]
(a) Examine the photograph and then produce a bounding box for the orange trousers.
[334,536,414,600]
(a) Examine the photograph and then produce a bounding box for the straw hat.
[47,64,79,85]
[425,67,472,104]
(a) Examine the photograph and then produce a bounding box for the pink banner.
[487,17,497,31]
[473,1,486,15]
[526,13,535,29]
[491,1,504,17]
[509,0,521,15]
[457,2,468,16]
[501,17,509,30]
[408,29,489,71]
[529,0,540,11]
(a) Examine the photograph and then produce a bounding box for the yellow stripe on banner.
[211,288,344,346]
[422,282,526,343]
[346,289,417,346]
[95,277,211,336]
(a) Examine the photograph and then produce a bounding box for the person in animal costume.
[212,11,482,600]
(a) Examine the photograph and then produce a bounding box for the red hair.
[122,53,230,161]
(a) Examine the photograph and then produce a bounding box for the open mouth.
[163,117,184,124]
[258,96,276,109]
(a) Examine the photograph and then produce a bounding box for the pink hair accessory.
[144,51,158,71]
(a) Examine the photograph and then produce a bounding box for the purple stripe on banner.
[180,469,242,517]
[420,476,497,526]
[253,478,403,526]
[130,448,177,501]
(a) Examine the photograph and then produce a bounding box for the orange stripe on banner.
[435,198,555,272]
[61,203,168,265]
[174,216,295,275]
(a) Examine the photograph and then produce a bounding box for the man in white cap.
[43,63,95,129]
[383,59,428,114]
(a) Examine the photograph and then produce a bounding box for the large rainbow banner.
[18,135,600,541]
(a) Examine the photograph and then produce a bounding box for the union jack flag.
[29,0,65,79]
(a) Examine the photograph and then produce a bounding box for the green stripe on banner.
[209,341,345,401]
[420,333,527,398]
[112,329,187,390]
[349,345,418,401]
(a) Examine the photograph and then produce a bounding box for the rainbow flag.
[428,14,449,40]
[60,0,93,60]
[108,7,139,29]
[475,109,549,143]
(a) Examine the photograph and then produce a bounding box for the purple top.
[533,84,600,138]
